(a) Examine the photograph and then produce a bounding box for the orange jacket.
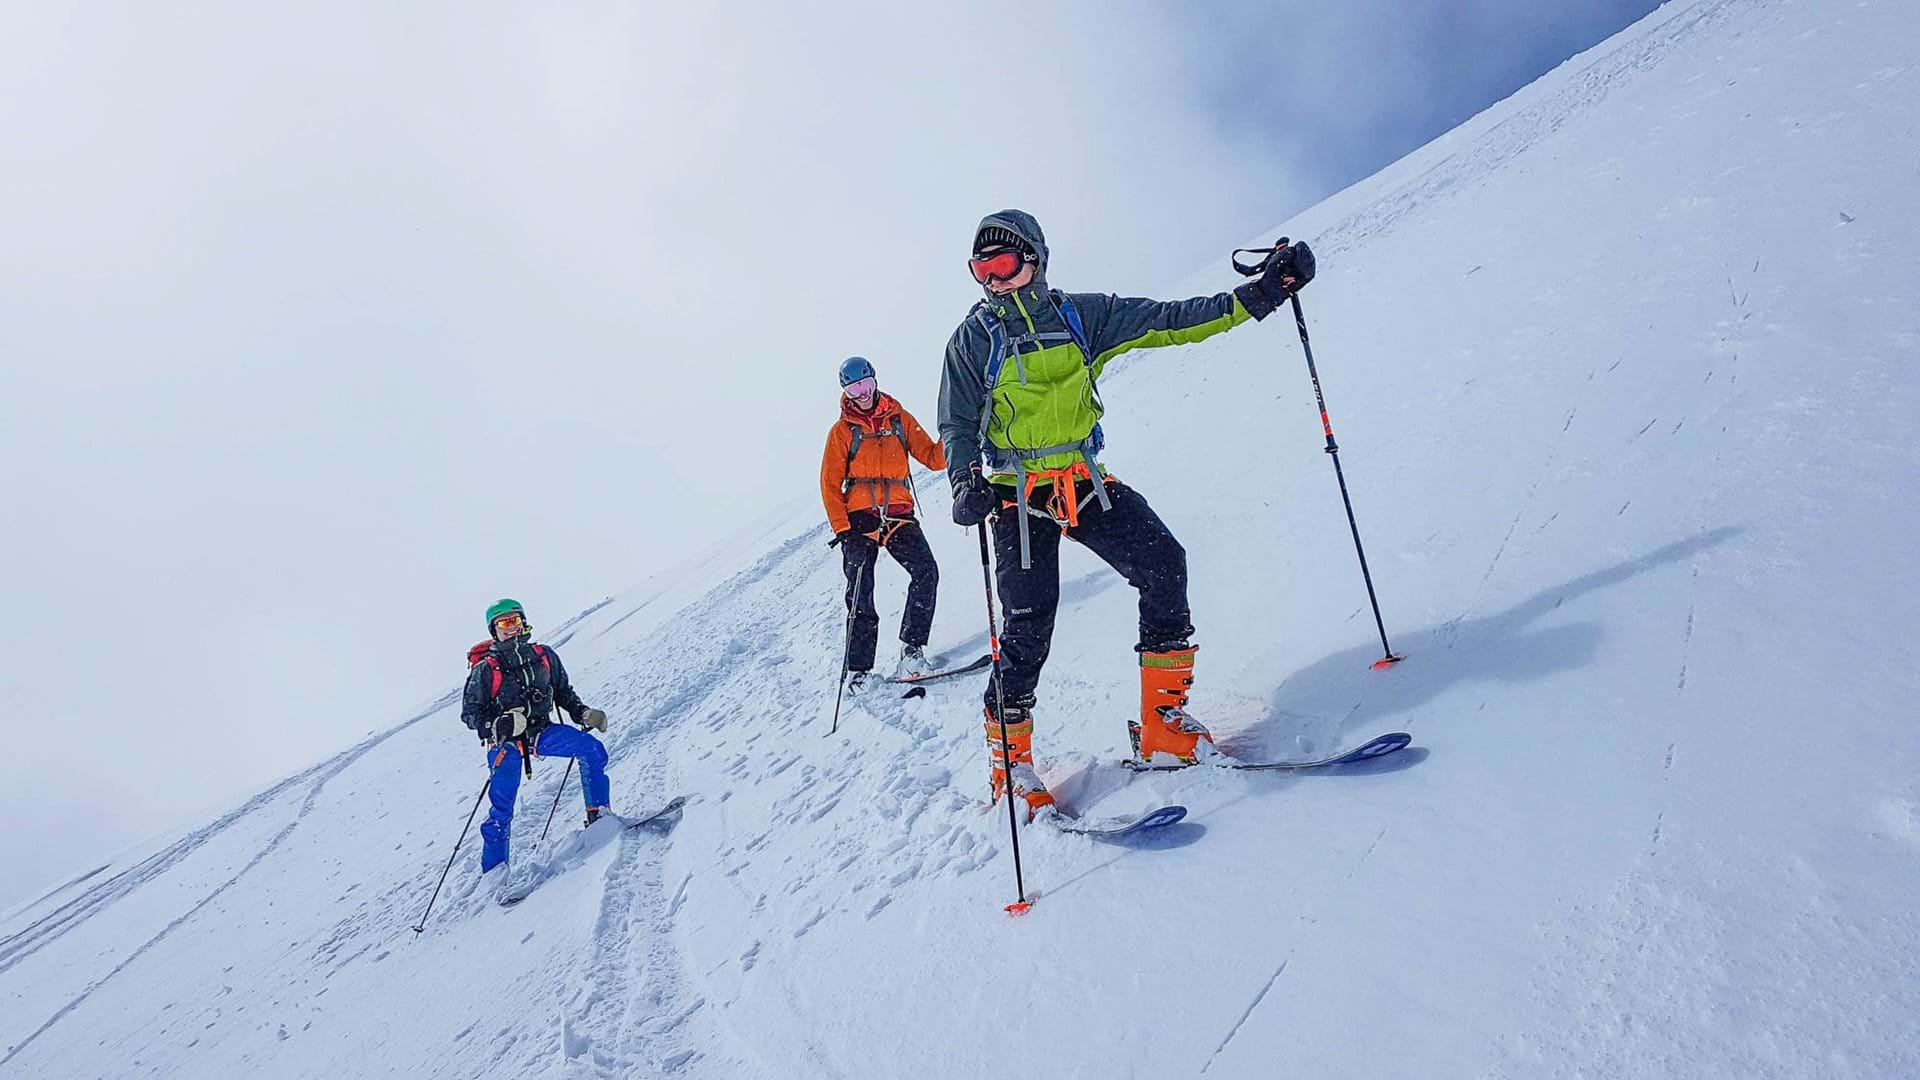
[820,393,946,534]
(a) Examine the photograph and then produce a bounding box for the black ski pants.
[841,510,939,673]
[987,477,1193,705]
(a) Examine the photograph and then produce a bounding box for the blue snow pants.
[479,725,611,873]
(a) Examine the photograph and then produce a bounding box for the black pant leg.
[1066,478,1195,650]
[989,507,1062,705]
[841,534,881,672]
[883,520,939,648]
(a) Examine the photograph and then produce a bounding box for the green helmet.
[485,597,527,635]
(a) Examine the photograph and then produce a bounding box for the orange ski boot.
[984,698,1056,821]
[1129,644,1216,765]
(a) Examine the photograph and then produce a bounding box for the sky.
[0,0,1661,906]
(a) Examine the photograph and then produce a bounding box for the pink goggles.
[842,376,877,400]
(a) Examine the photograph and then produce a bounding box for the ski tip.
[1138,805,1188,830]
[1369,654,1406,671]
[1004,900,1034,917]
[1368,732,1413,755]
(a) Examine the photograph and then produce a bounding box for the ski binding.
[887,653,992,687]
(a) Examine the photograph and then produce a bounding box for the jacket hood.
[974,209,1049,283]
[471,635,535,666]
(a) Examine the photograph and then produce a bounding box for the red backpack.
[467,640,552,698]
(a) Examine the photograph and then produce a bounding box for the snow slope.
[6,0,1919,1076]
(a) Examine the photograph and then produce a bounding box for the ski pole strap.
[1231,239,1289,277]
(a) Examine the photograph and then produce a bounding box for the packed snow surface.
[6,0,1918,1076]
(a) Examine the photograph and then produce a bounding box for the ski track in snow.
[0,698,451,1068]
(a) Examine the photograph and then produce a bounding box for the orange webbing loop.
[1022,461,1097,532]
[857,517,908,547]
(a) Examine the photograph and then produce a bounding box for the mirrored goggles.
[968,249,1027,284]
[492,612,527,636]
[842,376,877,400]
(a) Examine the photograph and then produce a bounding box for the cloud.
[0,0,1658,902]
[0,0,1306,900]
[1170,0,1664,193]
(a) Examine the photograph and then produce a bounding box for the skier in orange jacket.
[820,357,947,690]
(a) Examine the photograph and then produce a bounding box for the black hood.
[974,209,1049,284]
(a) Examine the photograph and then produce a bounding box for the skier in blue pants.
[461,598,611,876]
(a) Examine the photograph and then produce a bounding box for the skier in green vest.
[937,209,1312,815]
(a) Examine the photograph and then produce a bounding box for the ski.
[1123,732,1412,773]
[498,796,688,906]
[1043,804,1187,837]
[887,654,992,686]
[616,794,689,829]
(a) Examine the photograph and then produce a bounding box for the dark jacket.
[461,636,588,736]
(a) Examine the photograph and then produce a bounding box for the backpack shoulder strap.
[973,304,1009,448]
[532,643,553,674]
[842,420,866,485]
[1053,291,1093,366]
[973,303,1010,393]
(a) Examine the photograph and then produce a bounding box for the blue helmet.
[838,356,876,387]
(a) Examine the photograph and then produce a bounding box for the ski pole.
[827,558,868,736]
[1235,240,1402,669]
[412,759,500,934]
[538,754,575,843]
[977,522,1031,916]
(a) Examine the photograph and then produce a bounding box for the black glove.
[1233,240,1316,321]
[951,470,998,527]
[832,529,879,561]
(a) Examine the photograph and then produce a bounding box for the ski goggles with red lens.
[967,248,1029,284]
[492,612,527,637]
[842,376,877,400]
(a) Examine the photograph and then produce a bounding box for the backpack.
[467,640,552,698]
[841,414,913,490]
[841,410,920,526]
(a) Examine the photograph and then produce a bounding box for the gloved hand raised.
[492,707,530,745]
[575,706,608,732]
[1233,239,1316,321]
[951,468,999,527]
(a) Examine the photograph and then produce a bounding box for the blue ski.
[1123,732,1412,773]
[1045,804,1187,836]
